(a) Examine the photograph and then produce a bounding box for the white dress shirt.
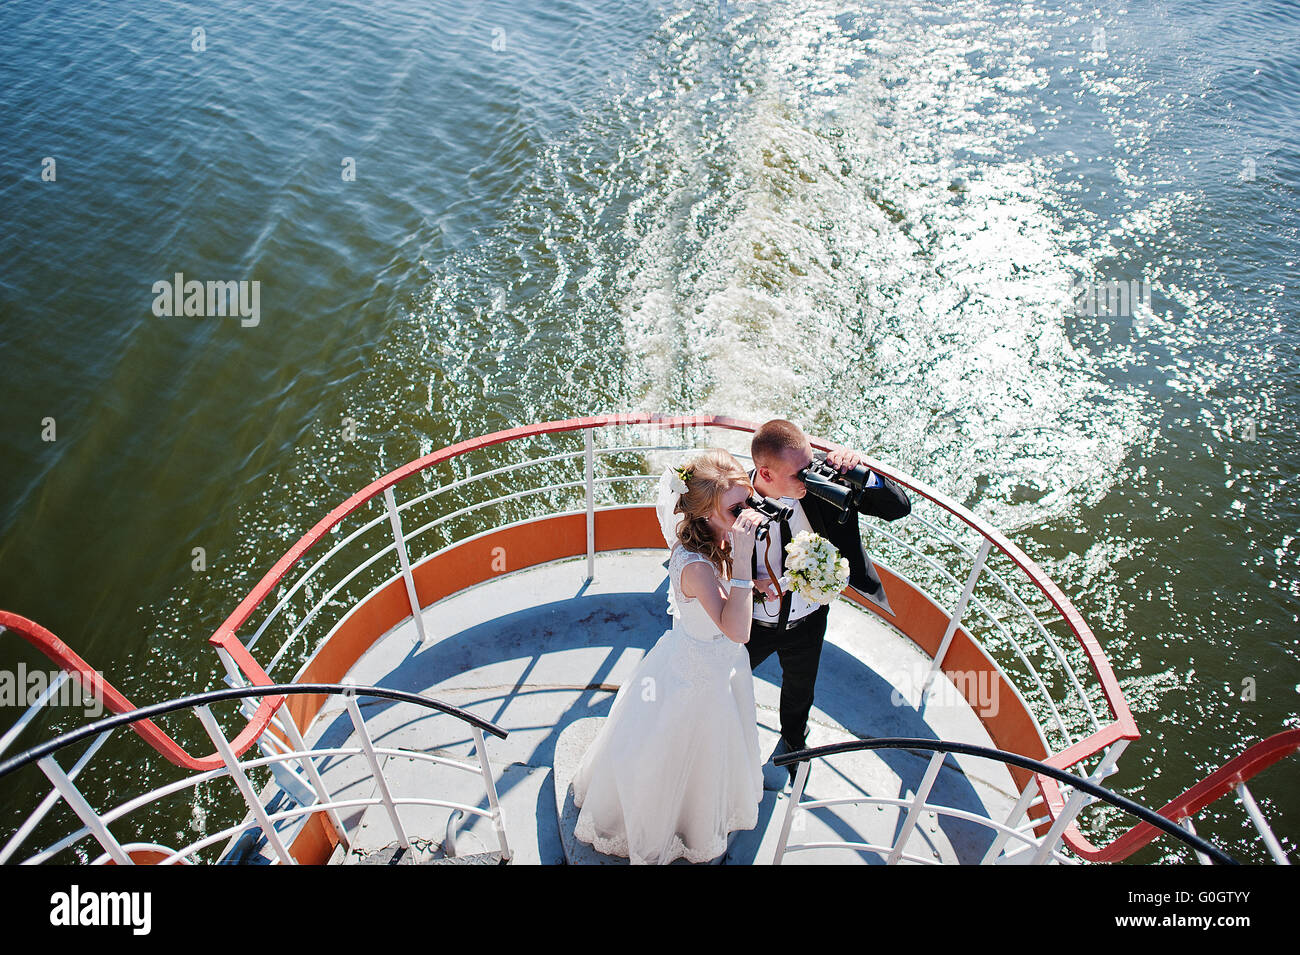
[750,495,820,624]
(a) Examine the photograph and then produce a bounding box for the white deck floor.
[300,550,1019,865]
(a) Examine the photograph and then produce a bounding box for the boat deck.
[296,550,1019,865]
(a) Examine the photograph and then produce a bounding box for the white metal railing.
[903,510,1104,732]
[191,415,1138,861]
[769,738,1234,866]
[243,438,706,674]
[1174,783,1291,867]
[243,507,396,654]
[1232,782,1289,865]
[0,669,73,759]
[0,728,114,865]
[861,515,1084,750]
[771,752,1072,866]
[0,684,510,866]
[230,420,1119,773]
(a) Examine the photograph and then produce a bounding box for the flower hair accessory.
[669,464,693,495]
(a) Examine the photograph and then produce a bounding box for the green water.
[1,0,1296,862]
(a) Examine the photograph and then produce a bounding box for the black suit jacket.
[751,452,910,615]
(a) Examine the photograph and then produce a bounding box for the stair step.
[340,844,505,865]
[330,756,562,864]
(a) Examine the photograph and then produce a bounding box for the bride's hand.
[727,508,762,562]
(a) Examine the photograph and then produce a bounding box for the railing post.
[888,751,946,865]
[38,755,133,865]
[384,486,429,645]
[1177,815,1213,865]
[1235,782,1289,864]
[1,671,71,758]
[980,776,1040,864]
[584,429,596,582]
[275,712,352,851]
[344,688,410,850]
[215,646,349,847]
[771,761,811,865]
[214,645,248,689]
[2,730,115,866]
[924,539,991,698]
[471,725,512,861]
[195,705,296,864]
[1030,739,1128,865]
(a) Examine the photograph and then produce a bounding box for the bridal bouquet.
[784,530,850,605]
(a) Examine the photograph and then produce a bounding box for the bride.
[571,448,764,864]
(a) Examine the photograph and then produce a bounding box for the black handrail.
[0,683,508,782]
[774,737,1237,865]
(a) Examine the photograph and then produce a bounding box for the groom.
[744,419,911,788]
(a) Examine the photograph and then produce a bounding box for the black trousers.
[744,604,830,752]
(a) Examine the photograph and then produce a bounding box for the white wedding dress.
[571,540,763,864]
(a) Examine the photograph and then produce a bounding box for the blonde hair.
[674,449,753,578]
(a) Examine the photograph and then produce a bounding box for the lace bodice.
[668,545,732,642]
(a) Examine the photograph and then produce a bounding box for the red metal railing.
[1040,728,1300,862]
[0,610,283,772]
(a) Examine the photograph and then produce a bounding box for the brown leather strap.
[774,516,793,630]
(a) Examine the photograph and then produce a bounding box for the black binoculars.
[798,454,874,524]
[730,494,794,541]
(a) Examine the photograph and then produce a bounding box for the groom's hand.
[825,448,864,473]
[755,578,781,602]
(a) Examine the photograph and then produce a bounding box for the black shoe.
[784,737,810,789]
[762,738,792,791]
[787,759,810,790]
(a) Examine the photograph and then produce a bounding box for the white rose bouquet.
[784,530,850,605]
